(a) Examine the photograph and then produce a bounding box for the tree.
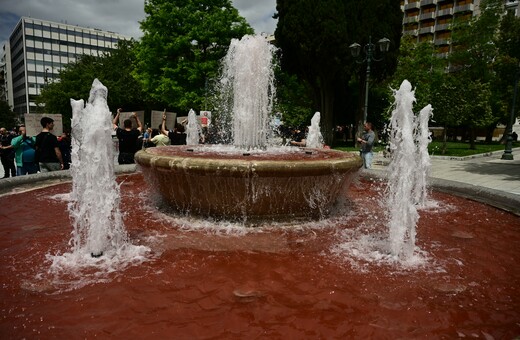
[0,99,17,129]
[134,0,253,114]
[448,0,509,148]
[38,40,148,129]
[274,0,402,144]
[388,36,445,114]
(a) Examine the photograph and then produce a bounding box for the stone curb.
[0,164,136,196]
[360,168,520,216]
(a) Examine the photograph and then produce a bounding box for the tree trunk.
[469,127,476,150]
[315,75,336,146]
[484,125,495,143]
[442,125,447,155]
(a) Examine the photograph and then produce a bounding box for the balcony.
[403,15,420,24]
[435,23,451,31]
[454,4,474,13]
[405,1,420,10]
[437,8,454,16]
[420,12,436,20]
[403,29,419,36]
[419,26,435,34]
[421,0,437,5]
[434,38,450,46]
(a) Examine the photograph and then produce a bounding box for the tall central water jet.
[219,35,276,149]
[135,35,362,221]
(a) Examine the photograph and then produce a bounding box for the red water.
[144,144,353,161]
[1,173,519,339]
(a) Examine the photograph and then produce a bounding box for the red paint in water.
[0,173,519,338]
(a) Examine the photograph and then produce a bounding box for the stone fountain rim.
[134,147,363,176]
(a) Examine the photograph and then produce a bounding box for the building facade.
[400,0,519,57]
[2,17,128,116]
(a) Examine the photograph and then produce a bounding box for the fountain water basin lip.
[135,145,363,176]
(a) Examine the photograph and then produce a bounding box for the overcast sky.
[0,0,277,49]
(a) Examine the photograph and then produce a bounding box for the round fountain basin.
[135,145,362,221]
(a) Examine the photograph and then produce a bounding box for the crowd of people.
[2,111,371,177]
[1,117,72,178]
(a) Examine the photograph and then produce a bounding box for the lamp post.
[501,62,520,160]
[349,36,390,123]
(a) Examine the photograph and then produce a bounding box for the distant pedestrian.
[161,114,186,145]
[58,132,72,170]
[11,126,39,175]
[0,127,16,178]
[113,108,143,164]
[35,117,64,172]
[151,123,171,146]
[357,122,375,169]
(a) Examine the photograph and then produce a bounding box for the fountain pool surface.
[1,172,519,338]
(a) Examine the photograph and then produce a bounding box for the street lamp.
[501,62,520,160]
[349,36,390,123]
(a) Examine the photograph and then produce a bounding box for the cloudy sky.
[0,0,277,48]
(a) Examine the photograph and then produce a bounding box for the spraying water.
[45,78,150,272]
[186,109,200,145]
[218,34,277,149]
[69,79,126,257]
[386,80,432,259]
[414,104,433,207]
[306,112,324,148]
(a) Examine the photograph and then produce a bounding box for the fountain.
[135,35,361,221]
[48,79,149,267]
[0,37,519,338]
[385,80,433,259]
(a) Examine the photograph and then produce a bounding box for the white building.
[2,17,129,116]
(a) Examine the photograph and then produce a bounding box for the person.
[357,122,375,169]
[11,126,38,175]
[200,111,211,143]
[162,114,187,145]
[35,117,64,172]
[290,127,307,147]
[113,108,143,164]
[151,123,171,146]
[58,132,72,169]
[142,127,154,148]
[0,127,17,178]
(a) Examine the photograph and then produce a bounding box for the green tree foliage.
[274,0,402,143]
[38,40,148,129]
[495,10,520,128]
[389,36,445,114]
[0,99,17,129]
[448,0,520,147]
[134,0,253,114]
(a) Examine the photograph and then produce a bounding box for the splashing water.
[386,80,432,259]
[186,109,200,145]
[69,79,126,257]
[414,104,433,207]
[218,34,277,149]
[306,112,324,148]
[48,79,149,271]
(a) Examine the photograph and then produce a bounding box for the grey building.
[2,17,129,116]
[401,0,519,57]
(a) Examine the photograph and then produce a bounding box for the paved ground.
[371,147,520,197]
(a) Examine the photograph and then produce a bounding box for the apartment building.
[401,0,519,57]
[2,17,128,115]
